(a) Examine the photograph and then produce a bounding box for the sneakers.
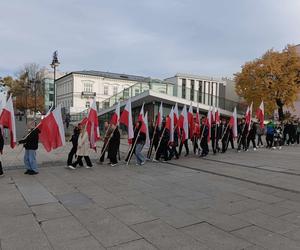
[67,165,76,170]
[141,161,145,165]
[24,170,31,174]
[111,163,117,167]
[28,171,39,175]
[85,165,92,169]
[253,147,257,151]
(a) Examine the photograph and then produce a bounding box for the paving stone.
[131,219,209,250]
[14,178,57,206]
[280,212,300,226]
[0,214,51,250]
[56,192,94,209]
[50,235,105,250]
[108,204,157,225]
[256,203,292,217]
[107,239,157,250]
[181,222,253,250]
[233,225,300,250]
[71,205,141,247]
[189,208,251,232]
[31,202,70,222]
[234,210,299,234]
[41,216,91,244]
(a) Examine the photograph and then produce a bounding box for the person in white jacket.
[69,125,93,169]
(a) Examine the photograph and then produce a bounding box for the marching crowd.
[1,99,300,177]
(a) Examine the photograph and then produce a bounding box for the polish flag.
[38,105,65,152]
[0,95,16,148]
[215,107,220,125]
[110,101,120,126]
[138,103,144,122]
[179,105,189,142]
[245,102,253,130]
[166,107,174,143]
[188,103,194,138]
[120,98,134,144]
[0,92,7,116]
[156,102,163,130]
[143,112,150,148]
[196,103,200,126]
[174,103,179,127]
[207,107,212,141]
[256,101,264,129]
[229,107,238,138]
[86,99,100,150]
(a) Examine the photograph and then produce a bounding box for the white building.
[164,73,228,107]
[55,70,150,114]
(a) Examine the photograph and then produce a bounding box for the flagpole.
[147,122,158,159]
[127,129,141,165]
[152,127,166,161]
[124,127,136,162]
[99,126,117,160]
[220,123,229,141]
[237,123,246,150]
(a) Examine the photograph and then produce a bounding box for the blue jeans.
[24,150,38,172]
[135,143,145,164]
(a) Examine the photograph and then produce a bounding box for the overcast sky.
[0,0,299,79]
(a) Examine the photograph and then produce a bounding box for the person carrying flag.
[67,124,83,168]
[134,121,146,165]
[107,123,120,167]
[237,118,248,152]
[200,117,209,157]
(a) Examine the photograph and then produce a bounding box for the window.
[104,85,109,95]
[134,88,140,96]
[49,94,54,102]
[123,88,129,98]
[85,101,90,109]
[190,79,194,101]
[198,81,203,103]
[83,81,93,92]
[113,86,118,95]
[182,78,186,98]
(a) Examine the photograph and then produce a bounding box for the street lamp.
[50,51,60,108]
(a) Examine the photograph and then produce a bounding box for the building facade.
[55,71,150,114]
[39,69,65,112]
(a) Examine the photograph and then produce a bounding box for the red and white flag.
[38,104,65,152]
[166,107,174,143]
[138,103,144,122]
[0,94,16,148]
[188,103,194,138]
[179,105,189,142]
[207,107,212,141]
[245,102,253,130]
[256,101,264,128]
[156,102,163,130]
[196,103,200,126]
[120,98,134,144]
[110,101,120,126]
[229,107,238,138]
[174,103,179,127]
[215,107,220,125]
[86,99,100,150]
[143,112,150,148]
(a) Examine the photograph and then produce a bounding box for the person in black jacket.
[155,121,169,162]
[19,126,40,175]
[200,118,209,157]
[134,121,146,165]
[237,118,248,152]
[247,121,257,150]
[108,124,120,166]
[0,127,4,176]
[67,125,83,167]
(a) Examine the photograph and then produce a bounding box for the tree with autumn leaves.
[235,45,300,121]
[1,63,45,112]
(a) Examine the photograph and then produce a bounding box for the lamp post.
[50,51,60,108]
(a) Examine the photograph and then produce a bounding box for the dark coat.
[19,128,40,150]
[0,128,4,153]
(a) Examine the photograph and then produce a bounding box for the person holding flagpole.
[107,123,120,167]
[133,121,146,165]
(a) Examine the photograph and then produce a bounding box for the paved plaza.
[1,143,300,249]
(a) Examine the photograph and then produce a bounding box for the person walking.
[296,122,300,144]
[67,125,83,168]
[237,118,248,152]
[0,127,4,176]
[19,124,40,175]
[100,121,113,164]
[256,121,264,147]
[266,121,275,149]
[107,124,120,167]
[247,121,257,150]
[134,121,146,165]
[70,125,92,169]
